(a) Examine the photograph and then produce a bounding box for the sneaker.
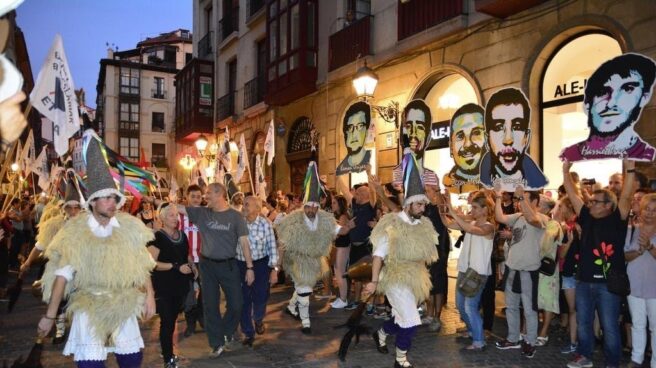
[331,298,348,309]
[495,339,521,350]
[223,337,242,352]
[567,354,593,368]
[521,342,536,358]
[209,346,224,359]
[535,336,549,347]
[301,326,312,335]
[560,343,577,354]
[344,301,359,310]
[428,320,442,332]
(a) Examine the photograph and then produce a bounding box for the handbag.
[457,234,485,297]
[539,257,556,276]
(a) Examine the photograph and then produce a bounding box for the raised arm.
[493,182,511,225]
[562,160,584,215]
[515,185,542,228]
[619,159,636,220]
[336,175,354,203]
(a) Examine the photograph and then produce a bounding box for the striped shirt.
[237,215,278,268]
[392,164,439,187]
[178,214,201,263]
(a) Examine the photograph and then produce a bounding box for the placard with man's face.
[336,101,372,176]
[401,99,432,160]
[443,103,486,193]
[560,53,656,162]
[479,88,548,192]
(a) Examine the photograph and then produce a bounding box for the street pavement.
[1,260,635,367]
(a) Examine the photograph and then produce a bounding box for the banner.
[264,119,275,166]
[442,104,485,194]
[255,153,267,201]
[31,147,49,191]
[235,133,248,182]
[336,101,371,176]
[30,34,80,156]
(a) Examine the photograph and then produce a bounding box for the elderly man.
[366,155,438,368]
[238,196,278,346]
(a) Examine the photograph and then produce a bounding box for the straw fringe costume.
[41,212,155,361]
[277,208,335,330]
[35,214,65,251]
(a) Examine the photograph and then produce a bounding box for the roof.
[137,29,192,47]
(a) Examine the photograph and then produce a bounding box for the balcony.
[247,0,264,18]
[243,75,265,109]
[198,31,213,59]
[329,16,371,72]
[175,58,214,143]
[219,8,239,43]
[217,91,236,121]
[151,89,167,99]
[398,0,463,41]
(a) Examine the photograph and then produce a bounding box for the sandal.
[536,336,549,346]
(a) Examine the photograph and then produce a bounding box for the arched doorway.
[540,32,623,187]
[286,116,316,195]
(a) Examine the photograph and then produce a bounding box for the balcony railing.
[243,75,265,109]
[219,7,239,43]
[151,89,167,99]
[217,91,236,121]
[247,0,264,18]
[198,31,213,59]
[398,0,463,41]
[329,16,371,72]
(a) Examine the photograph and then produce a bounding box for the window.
[119,102,139,132]
[152,112,165,132]
[346,0,370,19]
[120,67,140,95]
[119,137,139,159]
[151,143,166,167]
[153,77,165,99]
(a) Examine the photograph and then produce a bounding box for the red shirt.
[178,213,201,263]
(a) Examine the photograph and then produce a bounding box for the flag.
[264,119,275,166]
[255,153,267,201]
[21,130,35,174]
[30,34,80,156]
[168,176,179,202]
[235,133,248,182]
[31,147,49,191]
[220,127,232,172]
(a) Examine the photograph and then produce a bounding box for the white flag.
[264,119,275,166]
[168,176,179,202]
[31,147,49,191]
[21,129,35,174]
[220,127,232,172]
[255,154,267,201]
[235,134,248,182]
[30,34,80,157]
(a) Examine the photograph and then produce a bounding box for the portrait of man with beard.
[560,53,656,162]
[336,101,372,176]
[443,103,486,194]
[392,99,439,187]
[479,88,548,191]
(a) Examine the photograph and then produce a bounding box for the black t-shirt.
[423,204,451,256]
[560,229,580,278]
[349,200,376,243]
[148,230,192,297]
[576,206,627,283]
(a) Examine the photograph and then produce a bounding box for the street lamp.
[179,154,196,171]
[10,162,19,172]
[352,60,400,129]
[195,134,209,156]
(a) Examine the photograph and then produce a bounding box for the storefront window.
[541,33,622,188]
[421,74,478,184]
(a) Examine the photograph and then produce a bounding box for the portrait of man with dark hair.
[443,103,486,193]
[392,99,438,187]
[336,101,372,176]
[560,53,656,162]
[479,88,548,191]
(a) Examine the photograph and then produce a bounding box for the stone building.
[187,0,656,195]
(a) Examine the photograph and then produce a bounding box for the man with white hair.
[366,154,438,368]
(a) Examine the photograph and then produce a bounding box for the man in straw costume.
[37,132,156,367]
[21,171,83,344]
[365,154,439,368]
[277,151,353,334]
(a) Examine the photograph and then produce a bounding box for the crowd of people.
[2,157,655,368]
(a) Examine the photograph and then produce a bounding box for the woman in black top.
[138,201,155,229]
[147,203,196,368]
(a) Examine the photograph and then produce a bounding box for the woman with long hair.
[147,204,196,368]
[556,197,580,354]
[441,191,495,351]
[330,195,352,309]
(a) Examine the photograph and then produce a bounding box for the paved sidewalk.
[1,261,629,367]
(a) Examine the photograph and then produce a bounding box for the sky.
[17,0,192,109]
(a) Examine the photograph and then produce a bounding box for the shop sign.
[199,76,212,106]
[553,79,586,99]
[426,120,450,150]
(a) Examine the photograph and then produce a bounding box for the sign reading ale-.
[554,79,587,99]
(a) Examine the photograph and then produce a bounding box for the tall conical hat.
[402,153,428,206]
[301,147,322,207]
[83,132,125,209]
[63,169,81,207]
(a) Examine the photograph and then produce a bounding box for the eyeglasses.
[588,199,609,206]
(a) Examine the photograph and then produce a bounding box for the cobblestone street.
[1,261,629,367]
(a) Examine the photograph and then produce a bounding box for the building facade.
[190,0,656,195]
[96,29,193,178]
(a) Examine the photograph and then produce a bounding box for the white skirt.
[63,311,144,361]
[386,285,421,328]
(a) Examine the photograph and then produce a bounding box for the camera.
[581,178,596,186]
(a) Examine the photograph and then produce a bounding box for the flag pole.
[245,161,255,194]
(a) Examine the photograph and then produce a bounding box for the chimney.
[107,47,114,58]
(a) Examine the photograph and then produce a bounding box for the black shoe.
[301,326,311,335]
[394,361,413,368]
[255,321,265,335]
[52,335,65,345]
[242,336,254,347]
[372,332,388,354]
[521,342,536,359]
[184,324,195,338]
[164,359,178,368]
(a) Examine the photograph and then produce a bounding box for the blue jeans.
[456,272,487,346]
[238,257,271,338]
[576,281,621,366]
